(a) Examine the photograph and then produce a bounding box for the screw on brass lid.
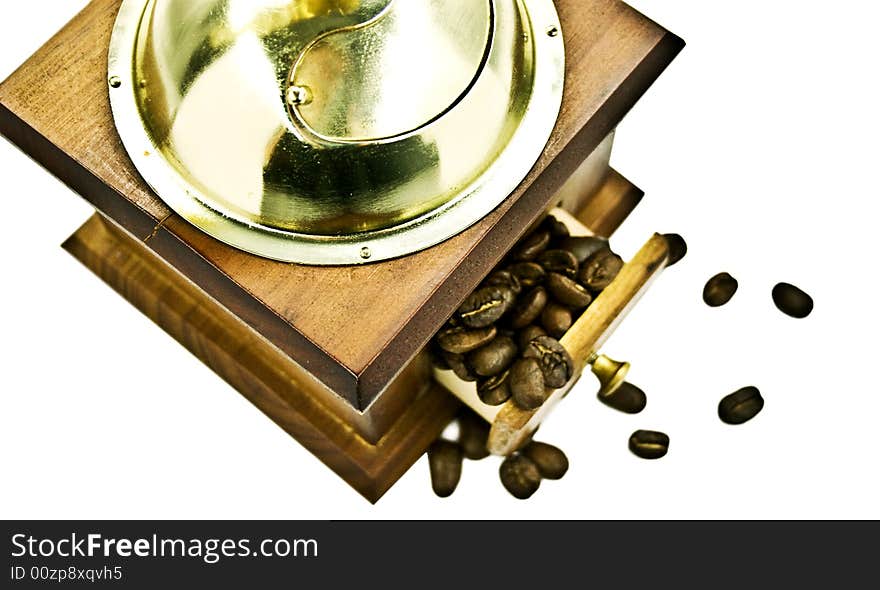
[108,0,564,265]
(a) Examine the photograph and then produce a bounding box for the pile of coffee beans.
[426,215,812,498]
[431,214,624,411]
[428,406,570,500]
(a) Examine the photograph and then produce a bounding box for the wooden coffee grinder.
[0,0,684,501]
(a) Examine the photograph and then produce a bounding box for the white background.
[1,1,878,519]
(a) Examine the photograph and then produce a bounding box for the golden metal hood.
[108,0,564,264]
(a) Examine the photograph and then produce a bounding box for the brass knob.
[587,353,630,397]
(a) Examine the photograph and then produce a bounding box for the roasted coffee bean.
[579,249,624,291]
[512,230,551,261]
[703,272,738,307]
[523,442,569,480]
[509,358,548,410]
[509,286,548,329]
[598,381,647,414]
[508,262,546,289]
[718,386,764,425]
[662,233,687,267]
[523,336,574,389]
[537,249,579,278]
[542,215,570,241]
[628,430,669,460]
[457,285,515,328]
[516,325,547,351]
[484,270,522,295]
[541,302,573,339]
[499,454,542,499]
[558,235,609,264]
[458,409,490,460]
[436,325,497,355]
[772,283,813,319]
[467,336,518,377]
[442,351,477,382]
[428,440,463,497]
[547,272,593,309]
[477,370,512,406]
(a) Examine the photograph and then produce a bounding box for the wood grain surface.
[0,0,683,410]
[63,214,460,503]
[67,168,644,500]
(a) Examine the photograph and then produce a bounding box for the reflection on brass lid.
[109,0,564,264]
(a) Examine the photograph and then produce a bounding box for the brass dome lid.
[108,0,564,264]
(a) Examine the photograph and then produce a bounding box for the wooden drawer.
[436,210,669,455]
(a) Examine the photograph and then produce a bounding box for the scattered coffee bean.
[436,325,497,355]
[541,215,570,240]
[467,336,518,377]
[718,386,764,425]
[578,249,624,291]
[517,325,547,351]
[427,212,784,500]
[523,336,574,389]
[428,440,463,497]
[558,235,609,264]
[772,282,813,319]
[511,230,551,262]
[547,272,593,309]
[499,454,542,499]
[457,285,515,328]
[662,233,687,267]
[508,262,546,289]
[703,272,738,307]
[509,286,548,329]
[484,270,522,295]
[537,249,579,278]
[442,351,477,382]
[628,430,669,460]
[541,301,573,339]
[599,381,647,414]
[458,409,490,460]
[509,358,548,410]
[523,442,569,480]
[477,370,513,406]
